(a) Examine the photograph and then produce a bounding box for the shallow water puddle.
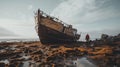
[74,57,96,67]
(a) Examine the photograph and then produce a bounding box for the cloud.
[51,0,120,24]
[0,18,37,38]
[28,5,33,10]
[0,27,17,37]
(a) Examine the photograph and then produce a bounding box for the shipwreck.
[34,9,80,44]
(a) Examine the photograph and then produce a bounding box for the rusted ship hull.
[35,9,80,44]
[38,24,77,43]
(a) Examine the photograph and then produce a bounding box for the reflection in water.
[64,57,96,67]
[0,56,96,67]
[74,57,96,67]
[23,61,29,67]
[0,57,96,67]
[23,61,37,67]
[0,59,9,64]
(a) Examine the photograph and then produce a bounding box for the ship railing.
[38,9,70,27]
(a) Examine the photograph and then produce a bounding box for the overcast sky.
[0,0,120,40]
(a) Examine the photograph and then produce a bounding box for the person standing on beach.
[85,34,90,42]
[85,34,90,46]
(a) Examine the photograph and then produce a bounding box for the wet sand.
[0,41,120,67]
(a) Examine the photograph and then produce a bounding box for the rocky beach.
[0,34,120,67]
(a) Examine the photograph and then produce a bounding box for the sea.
[0,38,39,43]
